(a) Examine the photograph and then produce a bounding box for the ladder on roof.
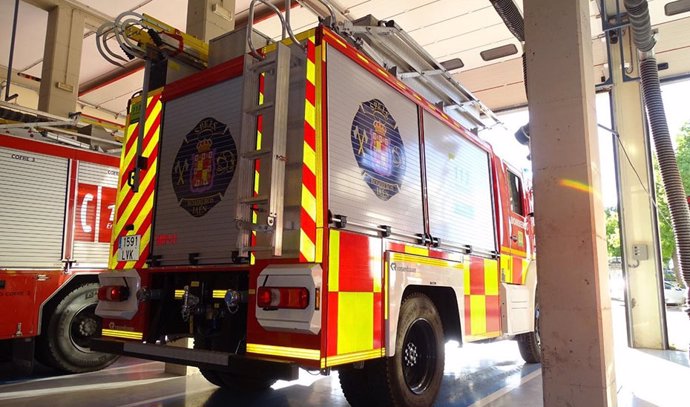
[329,13,501,132]
[235,42,292,258]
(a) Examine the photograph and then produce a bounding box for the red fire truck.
[92,11,538,407]
[0,133,119,374]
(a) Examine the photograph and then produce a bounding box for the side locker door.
[506,167,529,284]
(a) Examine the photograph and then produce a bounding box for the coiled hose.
[489,0,530,146]
[639,57,690,310]
[489,0,525,42]
[625,0,690,314]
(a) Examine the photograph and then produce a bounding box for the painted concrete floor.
[0,302,688,406]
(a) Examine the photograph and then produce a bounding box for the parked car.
[664,281,687,306]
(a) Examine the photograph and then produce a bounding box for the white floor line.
[117,381,217,407]
[0,376,176,400]
[467,368,542,407]
[0,361,161,387]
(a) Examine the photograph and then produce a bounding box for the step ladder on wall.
[236,42,291,258]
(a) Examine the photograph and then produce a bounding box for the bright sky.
[478,79,690,209]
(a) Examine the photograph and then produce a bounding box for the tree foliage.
[655,122,690,265]
[605,207,621,258]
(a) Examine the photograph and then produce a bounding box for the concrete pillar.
[608,25,667,350]
[38,4,84,117]
[524,0,617,406]
[186,0,236,42]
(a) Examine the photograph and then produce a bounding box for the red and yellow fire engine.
[0,132,119,374]
[92,9,538,406]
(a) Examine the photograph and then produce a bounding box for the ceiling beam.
[22,0,114,30]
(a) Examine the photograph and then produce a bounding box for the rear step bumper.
[91,338,299,381]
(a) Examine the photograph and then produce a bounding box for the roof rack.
[332,14,500,133]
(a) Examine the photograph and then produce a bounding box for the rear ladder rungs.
[242,149,272,159]
[240,195,269,205]
[245,102,275,116]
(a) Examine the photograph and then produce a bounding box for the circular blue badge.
[350,99,406,201]
[171,117,237,217]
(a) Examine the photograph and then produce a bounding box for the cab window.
[508,171,524,215]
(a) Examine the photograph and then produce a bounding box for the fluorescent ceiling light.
[480,44,518,61]
[440,58,464,71]
[665,0,690,16]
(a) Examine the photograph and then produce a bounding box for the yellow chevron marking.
[300,229,316,262]
[301,185,316,219]
[303,143,316,174]
[304,101,316,129]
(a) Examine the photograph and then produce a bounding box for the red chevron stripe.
[124,94,161,153]
[116,143,159,220]
[302,165,316,194]
[305,80,316,106]
[118,112,161,193]
[117,119,161,218]
[300,208,317,240]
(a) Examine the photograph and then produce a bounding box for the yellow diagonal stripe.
[302,143,316,174]
[301,185,317,219]
[304,101,316,129]
[300,229,316,262]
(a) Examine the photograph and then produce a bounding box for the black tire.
[194,337,275,392]
[217,372,276,392]
[517,296,541,363]
[36,283,118,373]
[338,364,371,406]
[362,293,445,407]
[199,368,225,387]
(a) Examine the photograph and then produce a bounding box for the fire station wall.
[72,162,119,268]
[326,47,424,238]
[153,77,244,266]
[0,146,68,268]
[423,112,496,252]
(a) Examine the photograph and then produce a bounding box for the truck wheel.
[338,364,370,406]
[367,293,445,407]
[199,369,225,387]
[36,283,118,373]
[517,298,541,363]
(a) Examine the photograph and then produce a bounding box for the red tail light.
[257,287,309,309]
[98,286,130,302]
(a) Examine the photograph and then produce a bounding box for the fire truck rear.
[92,9,538,406]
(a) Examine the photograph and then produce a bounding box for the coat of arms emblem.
[351,99,406,201]
[172,117,237,217]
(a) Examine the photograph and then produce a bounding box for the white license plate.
[118,235,141,261]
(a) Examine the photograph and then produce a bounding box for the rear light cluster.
[98,285,130,302]
[257,287,309,309]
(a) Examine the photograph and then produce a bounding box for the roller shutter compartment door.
[0,147,68,268]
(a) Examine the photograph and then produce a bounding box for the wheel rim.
[402,318,436,395]
[69,304,101,352]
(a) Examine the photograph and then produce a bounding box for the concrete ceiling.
[1,0,690,119]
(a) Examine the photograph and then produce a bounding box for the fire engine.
[0,128,120,374]
[92,6,539,406]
